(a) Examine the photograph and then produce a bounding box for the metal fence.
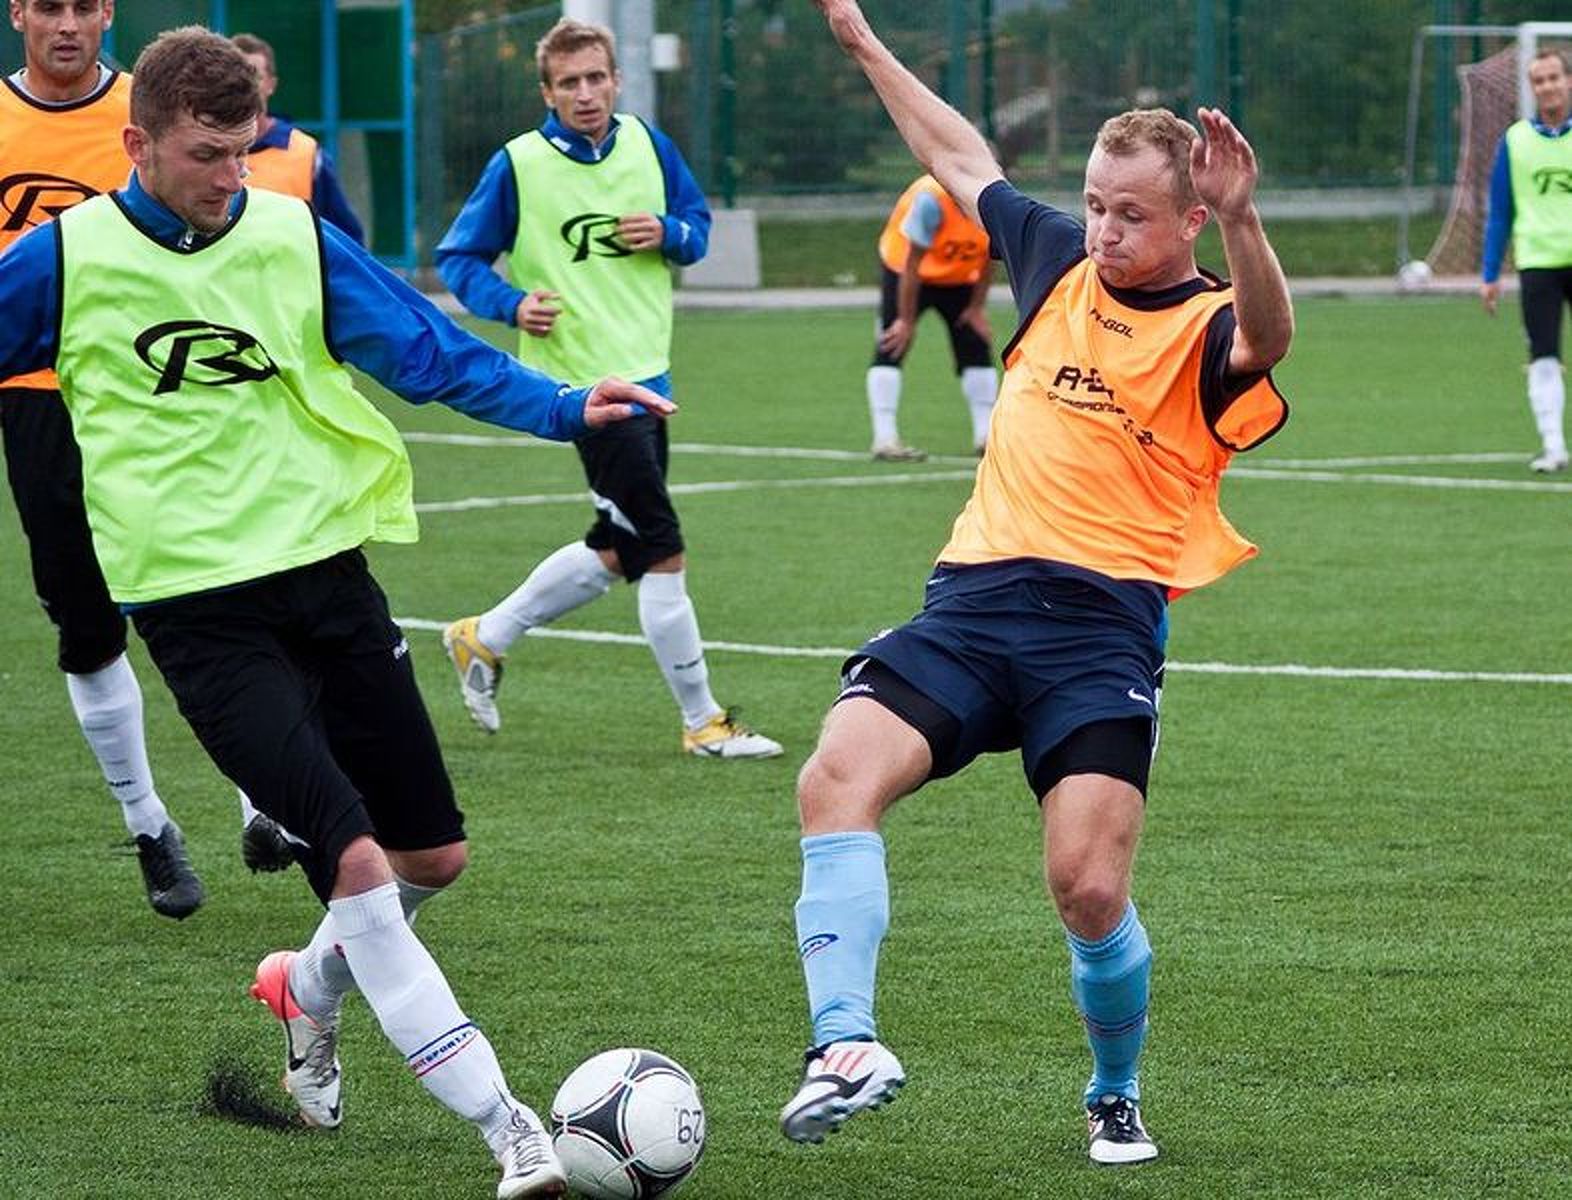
[415,0,1558,261]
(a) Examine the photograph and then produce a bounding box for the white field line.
[395,619,1572,685]
[415,470,977,513]
[407,435,1566,501]
[402,430,981,465]
[1228,466,1572,493]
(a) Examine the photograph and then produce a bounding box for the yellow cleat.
[442,616,504,733]
[682,709,783,759]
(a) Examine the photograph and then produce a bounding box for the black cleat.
[1087,1093,1158,1164]
[135,821,205,919]
[241,813,296,873]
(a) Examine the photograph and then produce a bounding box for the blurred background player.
[436,17,781,760]
[1481,45,1572,473]
[232,31,365,244]
[868,172,997,461]
[784,0,1291,1166]
[0,0,208,917]
[0,26,670,1195]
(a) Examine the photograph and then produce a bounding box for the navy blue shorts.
[849,559,1166,793]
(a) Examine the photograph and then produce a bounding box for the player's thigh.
[578,418,684,580]
[934,295,992,369]
[300,553,465,856]
[0,388,125,671]
[131,585,376,900]
[1519,268,1566,359]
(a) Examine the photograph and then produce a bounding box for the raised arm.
[814,0,1002,222]
[1191,108,1293,373]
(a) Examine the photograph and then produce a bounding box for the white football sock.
[961,366,998,448]
[288,874,446,1019]
[329,882,517,1139]
[65,653,169,840]
[867,365,903,447]
[477,540,614,653]
[637,569,720,729]
[1528,357,1567,458]
[239,790,261,826]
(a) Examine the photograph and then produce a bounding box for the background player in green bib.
[436,17,782,760]
[1481,46,1572,473]
[0,26,671,1199]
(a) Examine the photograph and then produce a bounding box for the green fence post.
[718,0,735,207]
[1195,0,1216,109]
[980,0,995,140]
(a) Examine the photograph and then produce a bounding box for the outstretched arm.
[1191,108,1293,373]
[815,0,1002,222]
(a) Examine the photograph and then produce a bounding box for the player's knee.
[395,841,469,889]
[796,746,879,833]
[1046,862,1128,939]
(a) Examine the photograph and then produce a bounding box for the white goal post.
[1398,21,1572,278]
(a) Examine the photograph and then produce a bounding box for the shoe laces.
[499,1110,552,1174]
[136,830,187,891]
[718,706,755,735]
[298,1016,339,1083]
[1090,1094,1143,1139]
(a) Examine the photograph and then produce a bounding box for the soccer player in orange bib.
[781,0,1293,1166]
[0,0,214,914]
[867,174,996,460]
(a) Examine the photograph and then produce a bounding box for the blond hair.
[1095,109,1200,210]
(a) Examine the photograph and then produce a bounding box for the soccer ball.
[1397,259,1433,289]
[550,1048,705,1199]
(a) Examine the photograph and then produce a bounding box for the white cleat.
[1530,450,1569,474]
[683,709,784,759]
[443,616,504,733]
[250,950,343,1128]
[1086,1093,1158,1165]
[495,1104,567,1198]
[780,1039,905,1143]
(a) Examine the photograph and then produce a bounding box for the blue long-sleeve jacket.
[0,170,590,441]
[1482,115,1572,282]
[436,110,710,328]
[251,115,367,246]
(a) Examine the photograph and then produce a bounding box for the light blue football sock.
[794,831,888,1047]
[1066,901,1151,1105]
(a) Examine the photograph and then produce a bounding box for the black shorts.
[132,550,464,903]
[1519,266,1572,361]
[576,414,684,581]
[0,387,126,673]
[872,265,993,371]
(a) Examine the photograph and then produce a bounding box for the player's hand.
[959,304,991,340]
[617,213,665,252]
[877,317,914,357]
[516,290,561,338]
[583,377,677,428]
[1480,281,1500,316]
[1191,107,1258,222]
[814,0,874,54]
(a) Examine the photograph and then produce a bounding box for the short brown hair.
[130,26,262,138]
[1532,46,1570,73]
[535,18,617,85]
[1095,108,1200,210]
[231,33,276,77]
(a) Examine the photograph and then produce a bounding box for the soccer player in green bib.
[435,18,781,760]
[1481,46,1572,473]
[0,26,671,1199]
